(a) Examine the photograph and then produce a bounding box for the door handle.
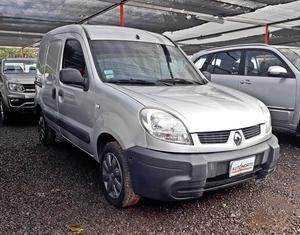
[52,88,56,99]
[240,79,252,85]
[58,89,64,97]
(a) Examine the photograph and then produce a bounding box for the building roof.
[0,0,299,52]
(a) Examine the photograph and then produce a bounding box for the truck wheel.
[38,113,56,145]
[0,98,11,125]
[100,141,140,208]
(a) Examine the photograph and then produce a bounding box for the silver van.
[35,25,279,208]
[192,44,300,135]
[0,58,37,124]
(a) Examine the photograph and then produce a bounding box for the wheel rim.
[38,116,46,142]
[0,100,4,121]
[102,152,123,199]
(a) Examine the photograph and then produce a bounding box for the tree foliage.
[0,47,38,59]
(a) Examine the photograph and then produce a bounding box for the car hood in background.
[113,83,265,133]
[4,73,35,84]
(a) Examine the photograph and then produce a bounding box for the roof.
[171,1,300,54]
[198,43,295,52]
[191,43,299,60]
[44,24,174,45]
[83,25,173,45]
[0,0,297,49]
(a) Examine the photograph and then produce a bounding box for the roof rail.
[200,43,271,52]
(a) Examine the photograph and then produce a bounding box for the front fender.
[91,84,147,160]
[91,111,147,161]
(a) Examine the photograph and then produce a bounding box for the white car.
[35,25,279,208]
[192,44,300,135]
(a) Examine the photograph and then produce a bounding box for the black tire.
[38,113,56,146]
[0,97,11,125]
[100,141,140,208]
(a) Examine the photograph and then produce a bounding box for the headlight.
[140,108,192,145]
[258,100,272,133]
[8,83,25,93]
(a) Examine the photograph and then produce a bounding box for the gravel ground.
[0,119,299,235]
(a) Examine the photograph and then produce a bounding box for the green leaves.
[0,47,38,59]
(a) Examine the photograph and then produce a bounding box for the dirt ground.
[0,119,299,234]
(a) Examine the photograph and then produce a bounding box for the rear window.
[212,51,241,75]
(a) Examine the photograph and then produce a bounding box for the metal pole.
[264,24,269,44]
[78,0,130,24]
[20,47,24,58]
[120,2,124,27]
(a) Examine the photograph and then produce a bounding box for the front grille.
[23,84,35,93]
[242,125,261,139]
[198,124,261,144]
[198,130,231,144]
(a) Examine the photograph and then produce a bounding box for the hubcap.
[38,116,45,141]
[102,153,123,199]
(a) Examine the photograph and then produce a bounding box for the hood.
[112,83,267,133]
[4,73,35,84]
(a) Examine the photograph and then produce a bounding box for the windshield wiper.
[158,78,203,85]
[107,79,157,86]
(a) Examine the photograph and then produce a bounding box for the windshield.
[3,60,37,74]
[278,48,300,71]
[91,40,206,86]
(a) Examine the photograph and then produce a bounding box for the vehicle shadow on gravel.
[36,137,101,189]
[0,114,38,127]
[138,183,248,209]
[273,131,300,148]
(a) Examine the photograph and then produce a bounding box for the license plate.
[229,156,255,177]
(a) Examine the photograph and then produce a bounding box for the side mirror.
[202,71,211,81]
[59,68,87,90]
[268,66,288,78]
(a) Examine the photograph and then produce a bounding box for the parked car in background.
[192,44,300,135]
[35,25,279,208]
[0,58,37,124]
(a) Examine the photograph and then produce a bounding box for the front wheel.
[0,98,11,125]
[100,141,140,208]
[38,113,56,145]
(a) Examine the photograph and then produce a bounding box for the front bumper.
[126,135,279,201]
[7,93,35,112]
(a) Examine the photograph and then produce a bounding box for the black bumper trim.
[125,135,279,201]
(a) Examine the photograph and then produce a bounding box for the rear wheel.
[38,113,56,145]
[100,141,140,208]
[0,97,11,125]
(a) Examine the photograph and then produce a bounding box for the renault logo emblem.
[234,131,242,146]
